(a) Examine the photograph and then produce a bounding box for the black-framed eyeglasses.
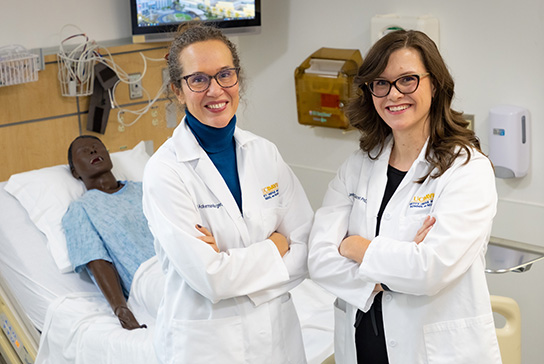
[181,67,240,93]
[365,73,430,98]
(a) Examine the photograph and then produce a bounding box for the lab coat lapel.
[365,138,393,236]
[194,151,246,227]
[174,119,250,244]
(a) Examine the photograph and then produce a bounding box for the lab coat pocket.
[260,206,288,235]
[399,214,429,242]
[170,316,245,364]
[280,293,307,363]
[423,313,501,364]
[333,298,348,364]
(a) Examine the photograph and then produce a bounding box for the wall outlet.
[129,73,143,99]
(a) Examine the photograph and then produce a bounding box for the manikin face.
[70,138,112,180]
[372,47,435,139]
[174,40,240,128]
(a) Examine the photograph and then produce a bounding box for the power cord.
[58,25,167,128]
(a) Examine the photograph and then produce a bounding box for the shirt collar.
[185,109,236,154]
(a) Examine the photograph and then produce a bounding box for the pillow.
[4,141,151,273]
[110,141,151,182]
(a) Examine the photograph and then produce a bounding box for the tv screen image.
[130,0,261,43]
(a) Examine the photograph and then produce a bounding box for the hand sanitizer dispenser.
[488,105,530,178]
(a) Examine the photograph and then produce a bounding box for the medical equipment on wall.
[57,31,99,97]
[0,45,39,87]
[56,25,167,133]
[294,48,363,129]
[488,105,530,178]
[371,14,440,47]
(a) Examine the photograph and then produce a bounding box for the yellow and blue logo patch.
[409,193,434,208]
[262,183,279,200]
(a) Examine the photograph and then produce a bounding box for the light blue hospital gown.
[62,181,155,297]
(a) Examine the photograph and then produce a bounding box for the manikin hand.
[114,306,147,330]
[87,260,146,330]
[196,224,219,252]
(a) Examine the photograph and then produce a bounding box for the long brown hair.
[346,30,481,182]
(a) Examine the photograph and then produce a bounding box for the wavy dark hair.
[167,22,245,104]
[346,30,481,182]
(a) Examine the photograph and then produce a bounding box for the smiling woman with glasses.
[182,67,240,93]
[308,30,501,364]
[365,73,430,98]
[142,23,313,364]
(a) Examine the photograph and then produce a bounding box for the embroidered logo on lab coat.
[409,193,435,208]
[198,203,223,209]
[349,193,367,203]
[262,183,279,200]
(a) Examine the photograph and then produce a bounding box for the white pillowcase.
[4,140,151,273]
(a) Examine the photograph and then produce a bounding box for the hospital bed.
[0,157,335,364]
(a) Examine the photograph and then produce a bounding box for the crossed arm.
[195,224,290,257]
[338,216,436,292]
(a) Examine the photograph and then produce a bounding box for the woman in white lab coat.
[308,30,502,364]
[142,23,313,364]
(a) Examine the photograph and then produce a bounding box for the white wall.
[4,0,544,362]
[1,0,131,49]
[236,0,544,246]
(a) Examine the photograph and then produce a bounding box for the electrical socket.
[129,73,143,99]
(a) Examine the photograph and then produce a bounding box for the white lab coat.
[308,137,502,364]
[142,119,313,364]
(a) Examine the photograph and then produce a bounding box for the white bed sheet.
[37,256,169,364]
[0,182,97,331]
[0,181,334,364]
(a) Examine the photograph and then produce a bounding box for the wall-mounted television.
[130,0,261,43]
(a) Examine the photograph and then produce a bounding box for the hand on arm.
[338,235,371,264]
[268,232,289,257]
[414,215,436,244]
[195,224,219,252]
[87,260,146,330]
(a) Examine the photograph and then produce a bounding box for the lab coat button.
[389,340,397,347]
[384,212,391,220]
[384,294,392,302]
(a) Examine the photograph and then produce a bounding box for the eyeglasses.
[365,73,430,98]
[181,67,240,93]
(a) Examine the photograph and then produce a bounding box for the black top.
[355,164,407,364]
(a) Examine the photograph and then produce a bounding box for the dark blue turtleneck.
[185,110,242,212]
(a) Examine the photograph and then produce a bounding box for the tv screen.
[130,0,261,43]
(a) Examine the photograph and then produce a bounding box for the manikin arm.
[87,260,146,330]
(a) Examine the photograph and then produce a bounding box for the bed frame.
[0,273,38,364]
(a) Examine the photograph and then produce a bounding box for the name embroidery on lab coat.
[198,203,223,209]
[349,193,367,203]
[262,183,279,200]
[409,193,435,208]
